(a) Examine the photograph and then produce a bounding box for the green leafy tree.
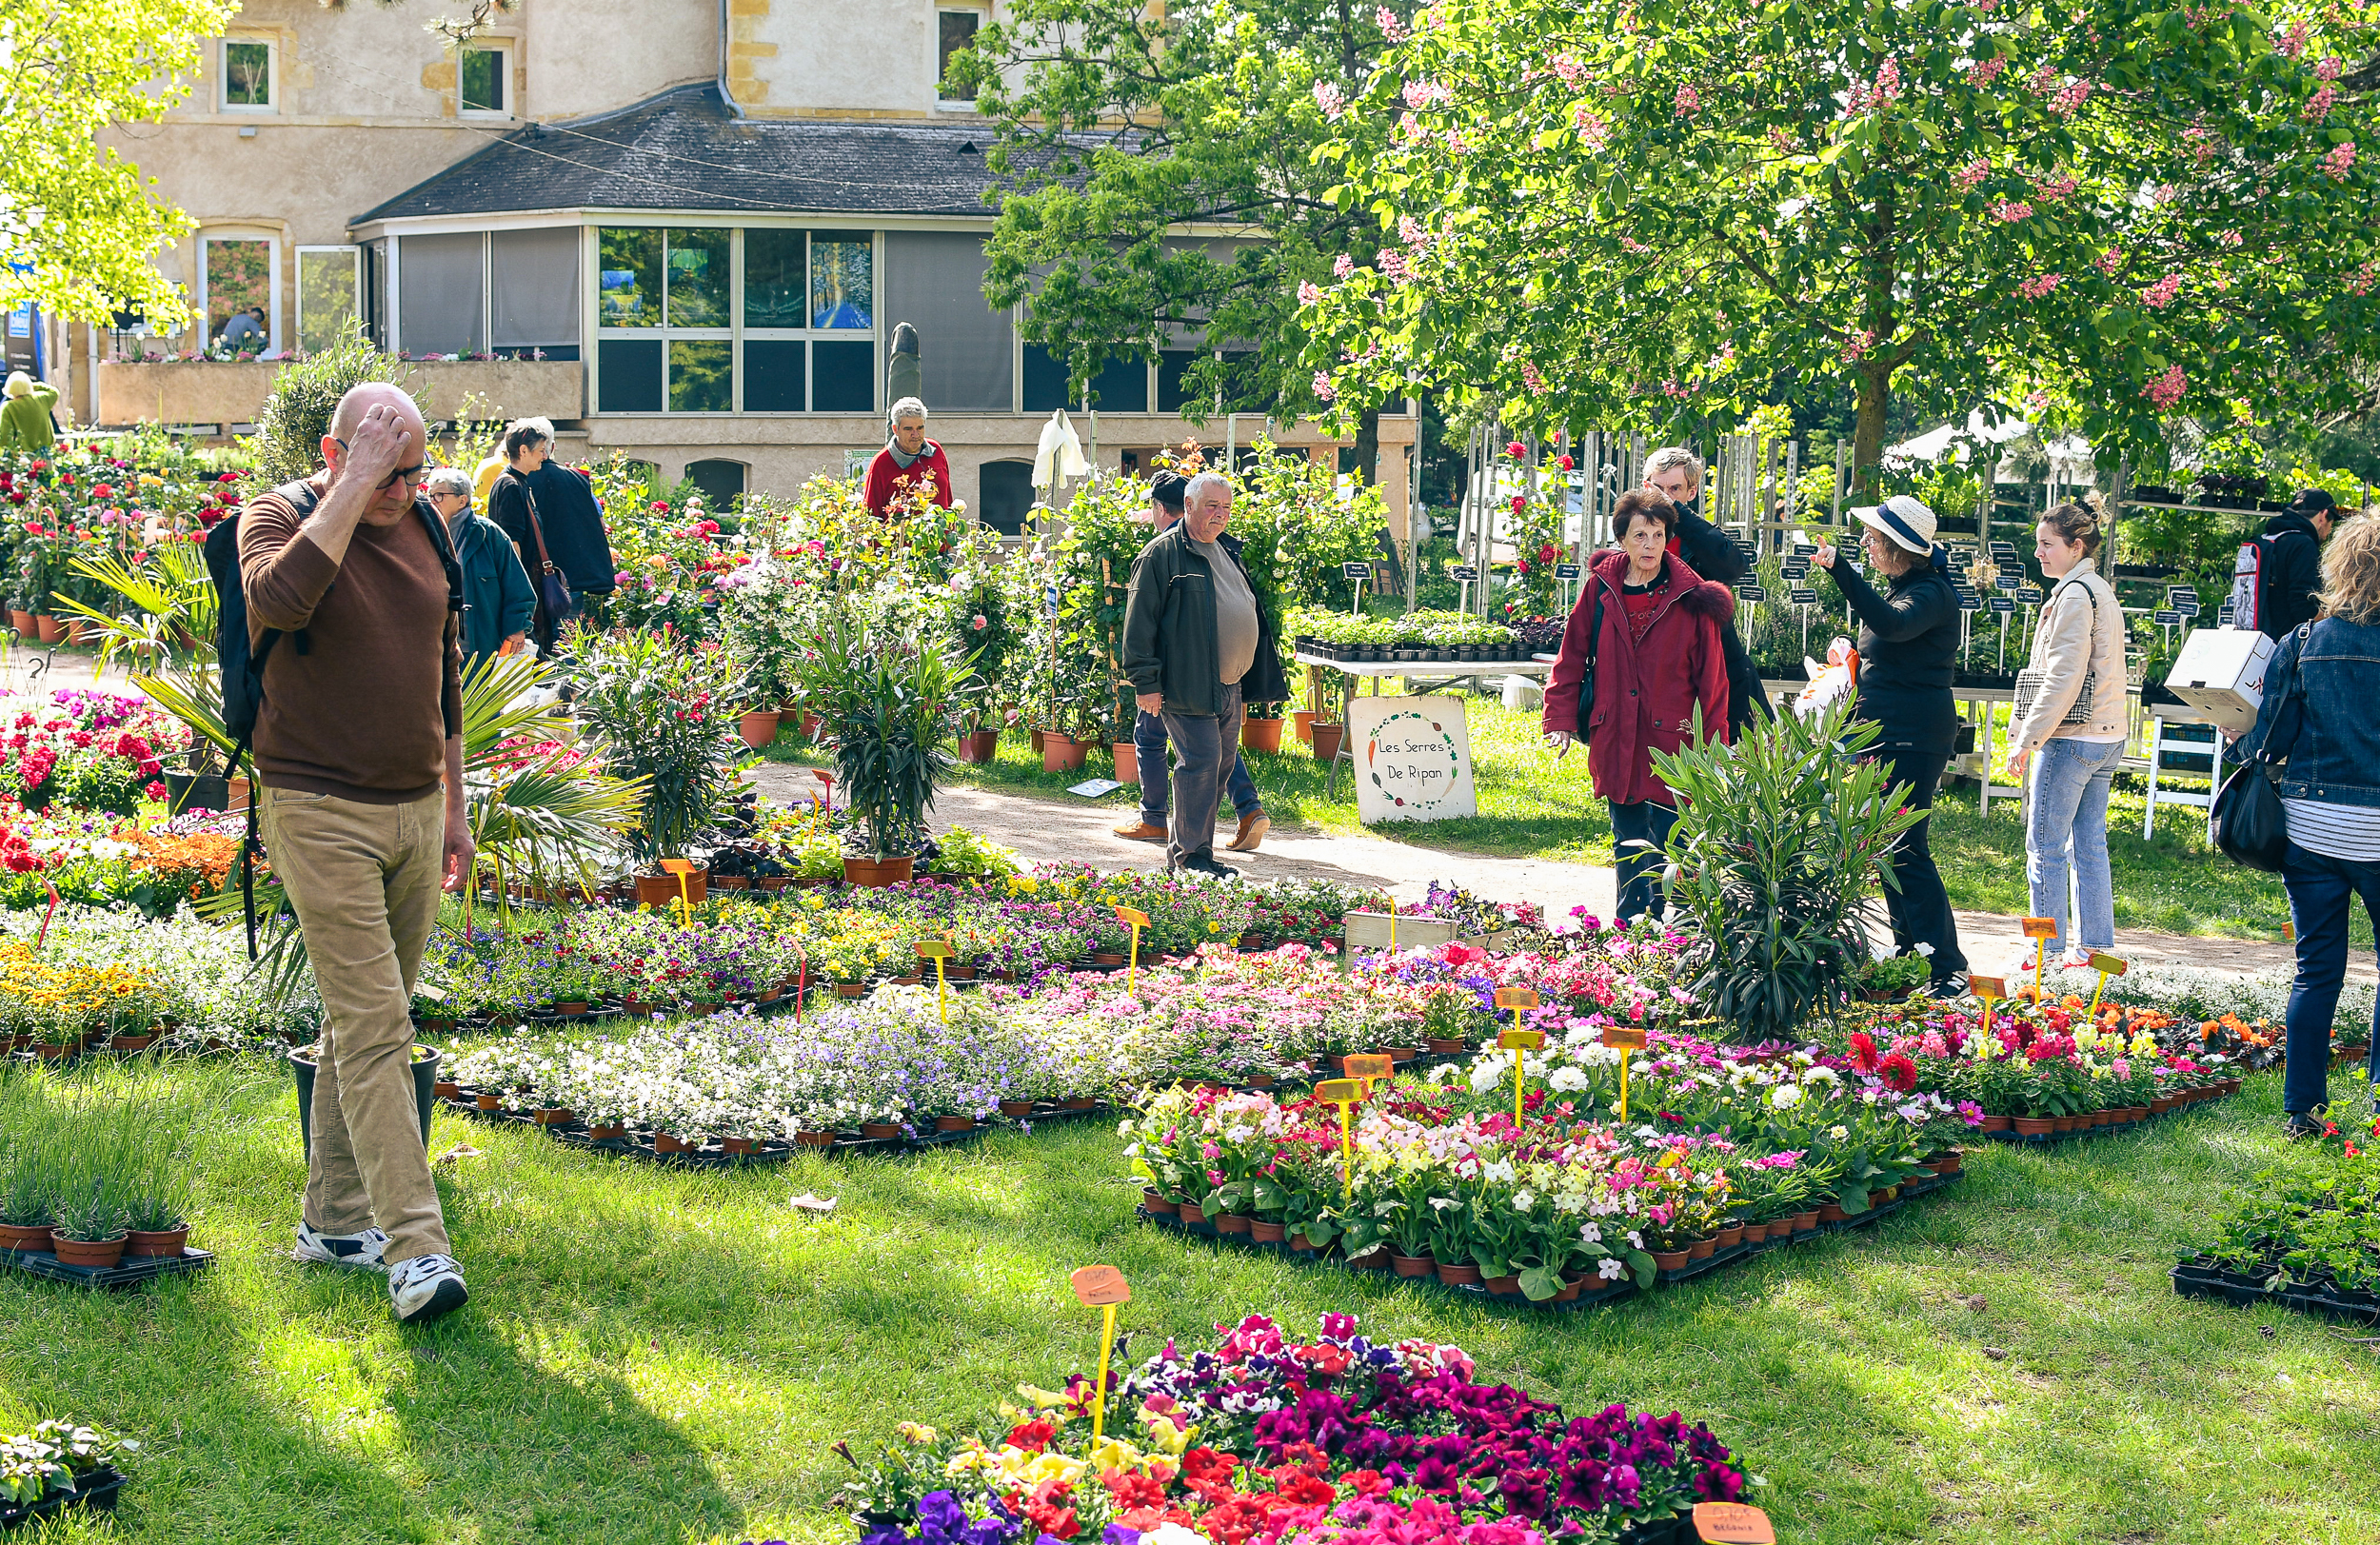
[1302,0,2380,489]
[947,0,1405,419]
[21,0,236,326]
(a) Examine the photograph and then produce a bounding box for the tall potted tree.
[571,626,744,905]
[798,612,970,886]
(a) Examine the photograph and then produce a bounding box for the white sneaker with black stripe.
[292,1220,390,1273]
[388,1254,469,1324]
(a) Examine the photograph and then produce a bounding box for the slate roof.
[354,85,1081,226]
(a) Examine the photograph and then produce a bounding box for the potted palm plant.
[797,613,970,887]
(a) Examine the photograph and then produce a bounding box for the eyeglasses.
[332,439,427,491]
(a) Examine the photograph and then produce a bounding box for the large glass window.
[666,229,729,327]
[399,232,486,357]
[810,235,873,328]
[204,237,273,346]
[812,341,875,411]
[297,248,359,355]
[743,228,806,329]
[491,228,580,359]
[670,340,732,412]
[222,40,272,110]
[599,228,663,327]
[938,10,981,101]
[743,340,806,411]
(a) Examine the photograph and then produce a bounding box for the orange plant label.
[659,859,696,875]
[914,939,956,960]
[1115,905,1152,929]
[2088,952,2129,976]
[1343,1054,1395,1081]
[1497,1028,1546,1050]
[2021,916,2059,940]
[1069,1265,1132,1307]
[1601,1024,1648,1051]
[1493,987,1540,1010]
[1691,1503,1775,1544]
[1969,974,2006,1000]
[1315,1079,1366,1105]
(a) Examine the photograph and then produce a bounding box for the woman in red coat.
[1541,490,1734,923]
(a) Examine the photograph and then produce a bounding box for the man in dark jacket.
[1121,471,1289,877]
[1643,447,1769,738]
[2257,490,2336,639]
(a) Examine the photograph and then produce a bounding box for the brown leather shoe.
[1226,812,1271,852]
[1112,818,1169,842]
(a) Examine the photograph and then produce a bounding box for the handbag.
[509,474,573,622]
[2210,623,2311,873]
[1571,587,1605,730]
[2013,570,2113,729]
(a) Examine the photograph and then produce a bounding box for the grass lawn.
[10,1056,2380,1543]
[767,697,2323,941]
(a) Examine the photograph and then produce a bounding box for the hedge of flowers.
[838,1312,1750,1545]
[0,903,319,1048]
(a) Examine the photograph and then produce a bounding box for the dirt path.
[744,766,2366,984]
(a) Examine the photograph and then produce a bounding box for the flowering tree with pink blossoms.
[1299,0,2380,488]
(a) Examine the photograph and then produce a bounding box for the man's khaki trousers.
[262,785,452,1265]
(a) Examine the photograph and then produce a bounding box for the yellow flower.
[899,1422,940,1444]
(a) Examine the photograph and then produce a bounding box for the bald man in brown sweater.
[240,381,474,1325]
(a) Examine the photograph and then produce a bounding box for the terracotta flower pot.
[1178,1202,1208,1225]
[1142,1190,1178,1215]
[1482,1274,1523,1296]
[1288,1232,1319,1253]
[475,1093,503,1111]
[1982,1114,2013,1132]
[958,730,1000,764]
[1346,1245,1391,1270]
[125,1225,189,1258]
[934,1115,977,1133]
[1241,717,1283,753]
[1215,1212,1253,1237]
[653,1133,693,1154]
[1311,722,1346,762]
[1687,1238,1717,1259]
[737,710,783,751]
[2013,1117,2055,1136]
[1554,1276,1587,1302]
[1112,741,1140,784]
[1816,1203,1849,1223]
[1716,1224,1744,1248]
[723,1137,763,1155]
[1390,1253,1436,1278]
[1093,952,1127,967]
[1000,1099,1037,1119]
[842,855,917,888]
[1251,1219,1287,1243]
[834,982,867,999]
[1293,710,1317,744]
[433,1080,461,1099]
[64,618,93,646]
[588,1123,627,1141]
[1029,727,1046,753]
[1741,1222,1769,1243]
[50,1231,127,1268]
[2152,1096,2175,1114]
[1651,1249,1691,1272]
[634,866,707,908]
[0,1222,53,1251]
[533,1107,575,1126]
[1061,1096,1096,1110]
[9,610,34,640]
[1791,1209,1820,1232]
[860,1121,903,1140]
[795,1131,837,1147]
[1041,732,1089,772]
[1426,1038,1470,1055]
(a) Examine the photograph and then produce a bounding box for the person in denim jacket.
[2231,512,2380,1137]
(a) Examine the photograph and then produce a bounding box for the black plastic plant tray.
[0,1246,212,1290]
[0,1465,124,1530]
[2172,1255,2276,1310]
[439,1090,1112,1162]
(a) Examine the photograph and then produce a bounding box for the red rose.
[1505,440,1526,459]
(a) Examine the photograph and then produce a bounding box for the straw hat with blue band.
[1849,494,1938,556]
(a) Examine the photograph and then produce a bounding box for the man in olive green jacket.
[1120,473,1288,875]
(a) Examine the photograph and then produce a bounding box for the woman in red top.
[1541,490,1734,922]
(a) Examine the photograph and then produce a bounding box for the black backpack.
[208,480,465,956]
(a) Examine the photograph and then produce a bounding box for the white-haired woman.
[865,397,953,518]
[424,466,534,674]
[0,372,58,454]
[486,415,615,649]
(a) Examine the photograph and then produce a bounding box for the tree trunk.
[1851,367,1890,501]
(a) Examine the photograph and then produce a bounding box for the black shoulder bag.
[2210,622,2311,874]
[1570,585,1606,731]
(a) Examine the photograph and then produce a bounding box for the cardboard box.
[2162,626,2276,735]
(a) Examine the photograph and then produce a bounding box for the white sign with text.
[1349,696,1477,823]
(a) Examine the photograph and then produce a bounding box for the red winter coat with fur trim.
[1540,548,1734,805]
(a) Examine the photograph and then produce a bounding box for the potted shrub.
[571,627,742,908]
[797,614,970,887]
[1855,949,1931,1002]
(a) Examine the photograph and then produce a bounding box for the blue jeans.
[2281,841,2380,1116]
[2025,736,2125,953]
[1609,801,1678,923]
[1136,707,1260,824]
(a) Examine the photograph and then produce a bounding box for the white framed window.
[460,41,511,117]
[937,9,983,106]
[220,37,274,112]
[295,246,361,355]
[199,233,280,353]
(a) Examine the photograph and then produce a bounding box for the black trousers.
[1873,748,1967,981]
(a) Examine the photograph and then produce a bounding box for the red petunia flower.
[1879,1053,1918,1093]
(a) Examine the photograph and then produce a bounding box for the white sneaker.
[388,1253,469,1324]
[292,1220,390,1273]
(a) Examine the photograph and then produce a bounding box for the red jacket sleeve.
[928,446,955,507]
[1695,612,1730,743]
[863,451,895,515]
[1541,581,1600,737]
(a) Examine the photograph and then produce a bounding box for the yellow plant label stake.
[1971,973,2006,1040]
[2021,917,2057,1002]
[1496,994,1543,1127]
[2085,951,2128,1019]
[1116,905,1151,991]
[1316,1078,1366,1196]
[916,938,956,1024]
[1602,1022,1648,1123]
[661,859,697,928]
[1342,1052,1393,1097]
[1068,1266,1131,1442]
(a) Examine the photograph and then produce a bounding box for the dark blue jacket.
[1825,554,1962,755]
[452,511,536,670]
[2234,617,2380,809]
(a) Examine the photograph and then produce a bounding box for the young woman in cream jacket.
[2006,499,2130,965]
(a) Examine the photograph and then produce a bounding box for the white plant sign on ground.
[1350,695,1476,823]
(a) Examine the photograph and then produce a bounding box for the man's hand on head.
[337,404,415,491]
